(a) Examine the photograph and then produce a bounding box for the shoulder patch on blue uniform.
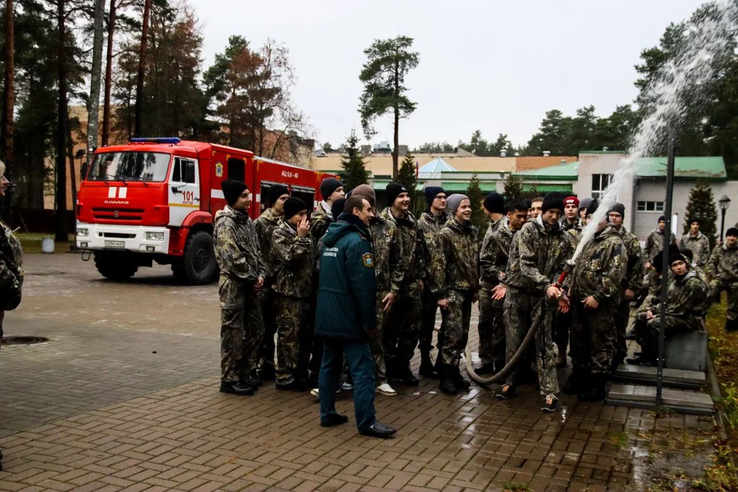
[362,252,374,268]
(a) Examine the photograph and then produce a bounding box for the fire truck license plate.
[104,240,125,249]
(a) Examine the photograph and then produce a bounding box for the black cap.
[221,179,249,206]
[424,186,445,206]
[608,202,625,218]
[320,178,343,200]
[658,215,666,222]
[669,252,688,266]
[483,192,505,214]
[386,182,408,206]
[587,199,599,216]
[727,227,738,238]
[283,197,308,221]
[541,192,564,214]
[266,184,289,205]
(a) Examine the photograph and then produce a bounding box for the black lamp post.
[719,195,731,240]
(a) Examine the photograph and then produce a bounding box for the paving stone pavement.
[0,254,715,491]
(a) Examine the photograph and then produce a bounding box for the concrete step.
[613,364,706,390]
[606,383,714,415]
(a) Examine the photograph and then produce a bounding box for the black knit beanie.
[669,252,688,267]
[284,197,308,221]
[320,178,343,200]
[266,184,289,205]
[221,179,248,206]
[541,192,564,214]
[424,186,445,206]
[727,227,738,238]
[586,199,599,216]
[483,192,505,214]
[658,215,666,223]
[608,202,625,218]
[386,182,408,206]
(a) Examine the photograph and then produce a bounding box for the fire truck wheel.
[93,252,138,281]
[179,230,217,285]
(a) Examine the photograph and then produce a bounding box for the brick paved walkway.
[0,255,716,491]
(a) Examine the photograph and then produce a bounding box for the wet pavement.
[0,253,716,491]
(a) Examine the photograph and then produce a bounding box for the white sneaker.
[341,382,353,391]
[310,388,319,397]
[376,383,397,397]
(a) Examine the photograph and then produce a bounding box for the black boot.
[419,351,439,378]
[563,367,587,395]
[450,364,471,391]
[578,374,607,402]
[626,351,656,366]
[395,361,420,386]
[439,365,458,395]
[220,381,254,396]
[258,365,275,381]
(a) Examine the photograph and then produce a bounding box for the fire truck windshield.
[87,152,171,182]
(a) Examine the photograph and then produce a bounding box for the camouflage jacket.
[369,214,404,295]
[381,208,427,285]
[680,232,710,267]
[619,227,645,293]
[505,217,572,297]
[435,218,479,296]
[418,211,448,293]
[254,207,282,284]
[479,218,514,291]
[707,242,738,285]
[271,218,314,298]
[0,218,23,311]
[560,217,582,233]
[569,225,627,303]
[214,206,264,283]
[310,202,333,244]
[644,227,677,263]
[648,270,707,320]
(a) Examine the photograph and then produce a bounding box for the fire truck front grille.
[92,208,145,221]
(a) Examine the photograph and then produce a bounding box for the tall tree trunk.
[86,0,105,167]
[1,0,14,224]
[67,120,76,216]
[392,60,399,180]
[55,0,68,242]
[102,0,116,146]
[133,0,152,138]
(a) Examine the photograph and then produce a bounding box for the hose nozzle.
[555,259,576,287]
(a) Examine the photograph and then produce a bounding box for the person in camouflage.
[310,178,345,242]
[644,215,677,268]
[707,227,738,331]
[529,196,544,220]
[417,187,448,379]
[477,199,528,375]
[353,185,404,396]
[482,192,505,232]
[0,160,21,470]
[497,193,571,413]
[381,183,428,386]
[565,202,627,402]
[560,196,582,233]
[254,184,290,381]
[680,219,710,268]
[271,198,315,390]
[629,252,708,364]
[214,179,266,396]
[434,194,478,395]
[607,203,644,368]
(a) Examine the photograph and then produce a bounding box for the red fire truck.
[76,137,334,284]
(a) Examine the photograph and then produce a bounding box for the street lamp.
[719,195,731,240]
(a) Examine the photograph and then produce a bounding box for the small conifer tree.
[339,130,370,190]
[466,173,486,229]
[683,181,718,248]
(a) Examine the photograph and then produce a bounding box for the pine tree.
[503,173,524,202]
[466,173,486,229]
[397,151,420,215]
[683,181,718,248]
[339,130,369,190]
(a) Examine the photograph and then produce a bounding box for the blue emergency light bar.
[130,137,182,144]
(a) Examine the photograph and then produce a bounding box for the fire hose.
[465,260,575,386]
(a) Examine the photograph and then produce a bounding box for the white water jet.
[573,0,738,261]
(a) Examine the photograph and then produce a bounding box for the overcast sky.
[188,0,705,150]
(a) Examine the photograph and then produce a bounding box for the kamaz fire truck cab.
[76,137,331,284]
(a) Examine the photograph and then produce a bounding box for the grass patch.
[15,233,74,254]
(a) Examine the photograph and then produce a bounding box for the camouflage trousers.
[369,292,392,384]
[438,289,473,366]
[384,281,422,368]
[709,281,738,321]
[219,276,265,384]
[477,289,505,367]
[419,288,440,353]
[503,288,559,395]
[615,294,632,364]
[634,313,696,355]
[570,301,618,376]
[257,288,278,372]
[274,294,311,384]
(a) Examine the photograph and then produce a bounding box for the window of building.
[591,173,612,199]
[636,201,665,212]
